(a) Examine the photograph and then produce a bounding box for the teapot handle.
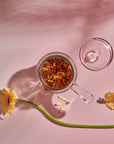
[69,83,94,103]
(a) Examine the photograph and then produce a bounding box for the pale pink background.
[0,1,114,144]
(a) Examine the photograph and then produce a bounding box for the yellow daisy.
[0,88,18,115]
[105,92,114,110]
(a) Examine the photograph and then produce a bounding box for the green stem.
[15,99,114,128]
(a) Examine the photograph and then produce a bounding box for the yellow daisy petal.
[105,92,114,110]
[0,88,18,115]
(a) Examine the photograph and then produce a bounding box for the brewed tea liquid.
[40,56,73,89]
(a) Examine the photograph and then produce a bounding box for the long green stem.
[15,99,114,128]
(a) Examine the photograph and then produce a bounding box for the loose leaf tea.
[41,57,72,89]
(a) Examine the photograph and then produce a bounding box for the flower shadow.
[1,0,114,36]
[7,65,65,119]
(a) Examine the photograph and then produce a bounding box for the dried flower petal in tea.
[41,57,72,89]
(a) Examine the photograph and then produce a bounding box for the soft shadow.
[0,108,4,120]
[7,65,65,118]
[0,0,114,33]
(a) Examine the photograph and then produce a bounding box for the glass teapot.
[36,52,94,103]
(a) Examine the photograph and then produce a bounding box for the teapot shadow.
[7,65,65,118]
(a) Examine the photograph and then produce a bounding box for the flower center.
[7,96,10,106]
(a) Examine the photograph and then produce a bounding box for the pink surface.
[0,1,114,144]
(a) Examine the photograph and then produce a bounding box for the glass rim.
[36,52,77,93]
[79,37,113,71]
